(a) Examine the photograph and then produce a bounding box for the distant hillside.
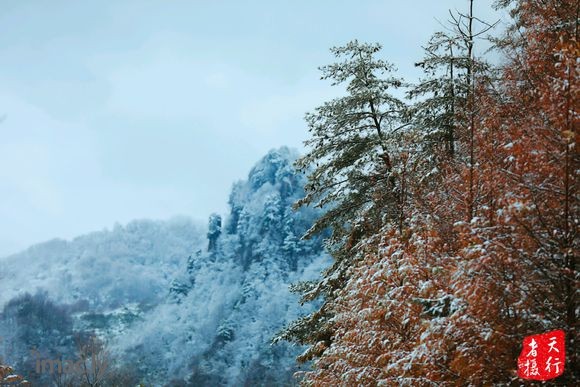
[117,147,329,386]
[0,217,205,310]
[0,147,329,386]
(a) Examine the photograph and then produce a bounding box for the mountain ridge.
[0,147,328,386]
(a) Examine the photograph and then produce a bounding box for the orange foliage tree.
[0,363,30,386]
[298,0,578,385]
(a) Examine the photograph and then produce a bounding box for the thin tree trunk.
[467,0,476,221]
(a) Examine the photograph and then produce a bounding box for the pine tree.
[207,213,222,252]
[409,30,469,160]
[277,40,409,359]
[407,6,495,248]
[295,40,407,244]
[262,193,282,235]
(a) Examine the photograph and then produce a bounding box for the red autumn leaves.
[299,0,578,385]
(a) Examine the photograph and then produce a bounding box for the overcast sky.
[0,0,503,257]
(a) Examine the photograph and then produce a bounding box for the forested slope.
[279,0,578,384]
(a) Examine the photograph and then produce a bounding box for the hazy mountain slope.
[117,147,329,385]
[0,147,328,386]
[0,217,205,310]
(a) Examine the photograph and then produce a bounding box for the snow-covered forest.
[1,148,329,385]
[1,0,578,385]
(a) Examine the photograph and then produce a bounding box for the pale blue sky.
[0,0,503,256]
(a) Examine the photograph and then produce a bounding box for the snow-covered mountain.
[0,217,205,310]
[0,147,328,386]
